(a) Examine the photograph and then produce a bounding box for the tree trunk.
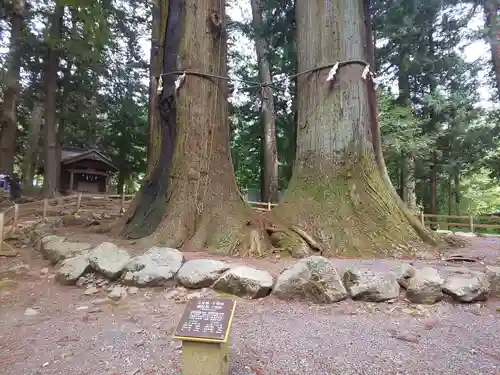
[454,171,460,214]
[23,100,44,187]
[117,171,126,195]
[484,0,500,100]
[147,0,161,171]
[250,0,280,203]
[400,153,416,210]
[114,0,268,255]
[272,0,434,257]
[43,3,64,197]
[0,0,24,173]
[396,48,417,210]
[428,151,438,228]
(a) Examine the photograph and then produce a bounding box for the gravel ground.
[0,235,499,375]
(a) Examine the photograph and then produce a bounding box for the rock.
[88,242,131,279]
[485,265,500,298]
[405,267,444,304]
[55,255,90,285]
[128,286,139,295]
[92,213,103,220]
[343,267,400,302]
[443,269,491,302]
[121,247,184,287]
[60,215,87,226]
[24,308,39,316]
[213,266,273,299]
[41,236,92,264]
[108,286,127,301]
[391,263,415,288]
[83,286,99,295]
[273,256,347,303]
[176,259,229,289]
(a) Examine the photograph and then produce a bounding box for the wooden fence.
[1,195,500,252]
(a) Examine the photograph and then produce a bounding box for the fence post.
[76,194,82,213]
[12,204,18,232]
[267,201,271,211]
[420,211,424,225]
[120,191,125,213]
[0,212,4,252]
[469,215,474,233]
[42,199,48,220]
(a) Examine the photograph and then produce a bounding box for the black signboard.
[173,298,236,343]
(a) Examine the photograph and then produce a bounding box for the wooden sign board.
[173,298,236,343]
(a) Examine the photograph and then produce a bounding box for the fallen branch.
[290,225,324,254]
[265,225,324,254]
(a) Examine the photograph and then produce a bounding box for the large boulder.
[390,263,415,288]
[176,259,229,289]
[213,266,273,299]
[442,268,491,302]
[343,267,400,302]
[55,254,90,285]
[88,242,131,280]
[273,256,347,303]
[121,247,184,287]
[40,236,92,264]
[485,265,500,298]
[405,267,444,304]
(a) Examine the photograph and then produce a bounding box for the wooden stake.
[120,190,125,213]
[76,193,82,213]
[12,204,18,232]
[0,212,4,252]
[43,199,48,220]
[420,211,424,225]
[267,201,271,211]
[469,215,474,233]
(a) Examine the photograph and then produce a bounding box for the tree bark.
[400,153,416,210]
[147,0,161,172]
[484,0,500,101]
[272,0,434,257]
[114,0,268,255]
[250,0,280,203]
[42,2,64,197]
[0,0,24,173]
[22,99,44,187]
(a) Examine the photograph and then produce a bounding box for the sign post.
[173,298,236,375]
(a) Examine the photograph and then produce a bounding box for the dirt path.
[0,236,499,375]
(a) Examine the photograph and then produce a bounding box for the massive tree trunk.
[23,99,44,187]
[484,0,500,100]
[271,0,435,257]
[43,3,64,197]
[113,0,268,255]
[250,0,280,203]
[0,0,24,173]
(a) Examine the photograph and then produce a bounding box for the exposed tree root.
[270,157,435,258]
[127,194,272,257]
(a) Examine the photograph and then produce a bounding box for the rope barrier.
[158,59,376,94]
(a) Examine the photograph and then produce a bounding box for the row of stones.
[38,235,500,304]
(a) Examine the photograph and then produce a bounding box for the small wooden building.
[59,148,117,193]
[38,147,118,194]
